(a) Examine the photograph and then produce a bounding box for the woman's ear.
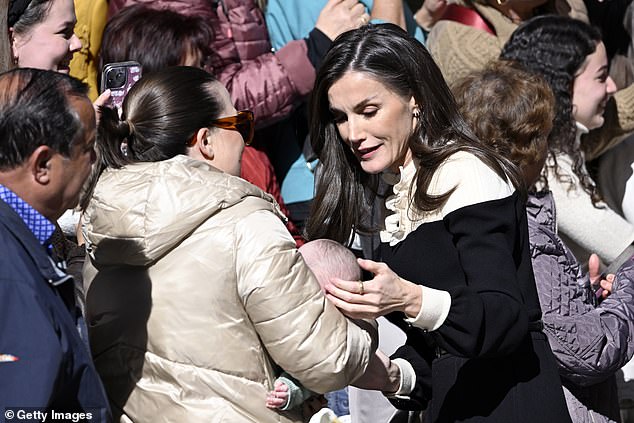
[193,127,214,160]
[410,97,420,131]
[8,28,19,65]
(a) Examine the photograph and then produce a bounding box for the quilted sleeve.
[532,225,634,386]
[234,209,374,393]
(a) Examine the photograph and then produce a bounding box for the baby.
[266,239,404,412]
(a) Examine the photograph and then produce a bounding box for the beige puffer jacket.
[82,156,374,422]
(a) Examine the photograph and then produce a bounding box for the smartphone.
[100,61,142,110]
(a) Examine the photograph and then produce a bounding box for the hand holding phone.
[100,61,142,111]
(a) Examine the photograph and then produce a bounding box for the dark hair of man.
[80,66,224,209]
[500,15,602,205]
[10,0,55,36]
[0,67,88,170]
[99,4,214,82]
[306,23,521,244]
[452,60,556,189]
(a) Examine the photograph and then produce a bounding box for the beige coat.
[82,156,373,422]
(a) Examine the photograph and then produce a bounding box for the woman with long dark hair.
[307,23,571,422]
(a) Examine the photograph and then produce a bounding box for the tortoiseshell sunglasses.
[210,110,254,145]
[188,110,255,146]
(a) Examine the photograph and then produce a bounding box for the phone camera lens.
[105,67,127,89]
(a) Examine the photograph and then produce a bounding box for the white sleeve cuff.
[405,285,451,331]
[387,358,416,398]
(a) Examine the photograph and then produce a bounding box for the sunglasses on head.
[209,110,254,145]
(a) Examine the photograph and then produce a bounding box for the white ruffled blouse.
[379,152,514,247]
[380,159,421,246]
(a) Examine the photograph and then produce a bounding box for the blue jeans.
[325,387,349,416]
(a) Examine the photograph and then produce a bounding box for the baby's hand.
[265,380,290,409]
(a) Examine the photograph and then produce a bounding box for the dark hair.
[80,66,225,209]
[500,15,602,204]
[99,4,214,80]
[453,60,555,188]
[306,24,521,244]
[0,67,88,170]
[6,0,55,73]
[10,0,54,35]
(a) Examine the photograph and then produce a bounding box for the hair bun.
[119,119,132,137]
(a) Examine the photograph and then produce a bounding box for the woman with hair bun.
[81,65,375,422]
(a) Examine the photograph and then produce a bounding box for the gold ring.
[359,281,364,295]
[360,15,369,25]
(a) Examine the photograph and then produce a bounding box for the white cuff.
[386,358,416,399]
[406,285,451,331]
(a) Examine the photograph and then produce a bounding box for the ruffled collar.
[380,159,420,246]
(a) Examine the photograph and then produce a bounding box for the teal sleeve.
[369,2,427,44]
[277,373,315,411]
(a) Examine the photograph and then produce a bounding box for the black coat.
[383,189,572,423]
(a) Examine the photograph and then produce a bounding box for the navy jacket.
[0,199,110,420]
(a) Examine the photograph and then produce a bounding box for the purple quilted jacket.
[527,191,634,423]
[108,0,315,128]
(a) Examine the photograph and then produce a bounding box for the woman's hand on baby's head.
[323,258,420,319]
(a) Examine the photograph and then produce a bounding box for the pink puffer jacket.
[108,0,315,128]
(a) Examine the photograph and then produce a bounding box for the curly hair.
[452,60,555,190]
[500,15,603,204]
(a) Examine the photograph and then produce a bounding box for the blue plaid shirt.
[0,184,55,252]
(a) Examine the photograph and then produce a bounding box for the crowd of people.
[1,0,634,422]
